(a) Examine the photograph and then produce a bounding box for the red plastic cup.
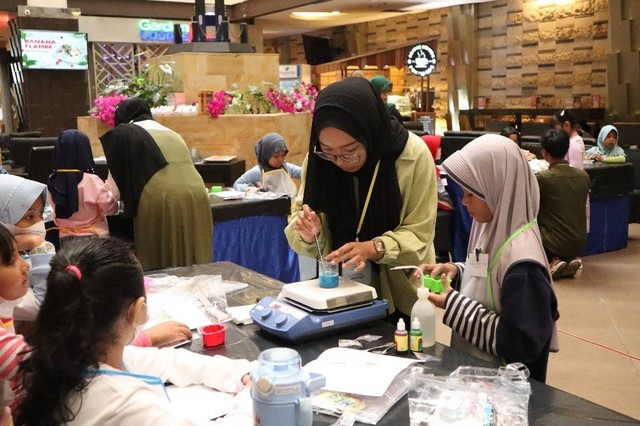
[200,323,227,348]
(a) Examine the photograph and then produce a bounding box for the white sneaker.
[563,259,582,277]
[550,260,567,279]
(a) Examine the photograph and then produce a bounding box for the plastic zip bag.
[407,363,531,426]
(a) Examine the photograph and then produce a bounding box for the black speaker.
[191,15,206,42]
[240,22,248,44]
[173,24,183,44]
[216,19,229,42]
[195,0,206,17]
[215,0,225,18]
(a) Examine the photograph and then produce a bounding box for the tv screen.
[302,35,333,65]
[19,29,88,70]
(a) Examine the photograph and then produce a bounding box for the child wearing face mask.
[0,176,196,348]
[0,175,54,311]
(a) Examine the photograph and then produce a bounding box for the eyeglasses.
[314,146,363,163]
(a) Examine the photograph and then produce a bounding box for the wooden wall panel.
[264,0,613,125]
[607,0,640,120]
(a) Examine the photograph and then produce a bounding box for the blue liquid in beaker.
[319,271,339,288]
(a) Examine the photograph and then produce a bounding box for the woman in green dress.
[100,98,212,270]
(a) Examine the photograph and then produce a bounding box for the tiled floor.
[434,224,640,420]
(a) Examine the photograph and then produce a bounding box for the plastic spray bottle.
[411,287,436,349]
[409,317,423,352]
[394,318,408,354]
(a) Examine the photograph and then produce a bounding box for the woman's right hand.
[295,204,321,243]
[414,262,458,281]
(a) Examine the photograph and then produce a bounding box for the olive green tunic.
[134,126,212,270]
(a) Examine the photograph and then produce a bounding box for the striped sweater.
[0,326,28,409]
[443,261,558,382]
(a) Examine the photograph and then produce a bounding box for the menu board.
[20,29,88,70]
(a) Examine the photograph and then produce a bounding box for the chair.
[625,148,640,223]
[521,142,542,159]
[612,123,640,148]
[443,130,493,138]
[403,121,424,132]
[484,120,512,132]
[28,146,55,184]
[521,121,550,137]
[434,209,453,260]
[440,134,475,161]
[8,137,56,171]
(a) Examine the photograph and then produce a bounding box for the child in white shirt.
[16,237,254,425]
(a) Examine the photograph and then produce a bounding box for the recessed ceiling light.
[291,11,341,20]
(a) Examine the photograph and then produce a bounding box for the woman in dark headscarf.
[47,129,118,243]
[233,132,302,196]
[370,75,404,123]
[284,77,437,317]
[99,98,212,270]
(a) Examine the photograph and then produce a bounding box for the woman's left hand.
[326,241,377,272]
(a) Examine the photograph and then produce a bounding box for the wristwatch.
[372,238,386,261]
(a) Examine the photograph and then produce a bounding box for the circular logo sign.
[406,44,437,77]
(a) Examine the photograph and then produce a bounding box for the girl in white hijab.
[586,124,626,163]
[418,134,559,383]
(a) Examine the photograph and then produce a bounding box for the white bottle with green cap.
[410,287,436,349]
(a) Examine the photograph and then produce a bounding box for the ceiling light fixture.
[291,11,341,20]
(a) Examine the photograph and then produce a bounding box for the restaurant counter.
[158,262,638,425]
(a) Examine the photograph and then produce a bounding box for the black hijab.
[47,130,95,219]
[255,132,288,171]
[99,98,168,218]
[303,77,408,248]
[114,97,154,125]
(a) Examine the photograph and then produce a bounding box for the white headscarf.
[586,124,625,157]
[442,134,549,313]
[0,175,47,227]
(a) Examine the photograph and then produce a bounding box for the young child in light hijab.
[0,176,191,348]
[586,125,626,163]
[417,134,559,383]
[0,174,55,311]
[233,132,301,197]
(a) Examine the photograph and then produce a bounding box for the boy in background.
[537,129,591,279]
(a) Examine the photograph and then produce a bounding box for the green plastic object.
[422,275,444,293]
[211,185,223,193]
